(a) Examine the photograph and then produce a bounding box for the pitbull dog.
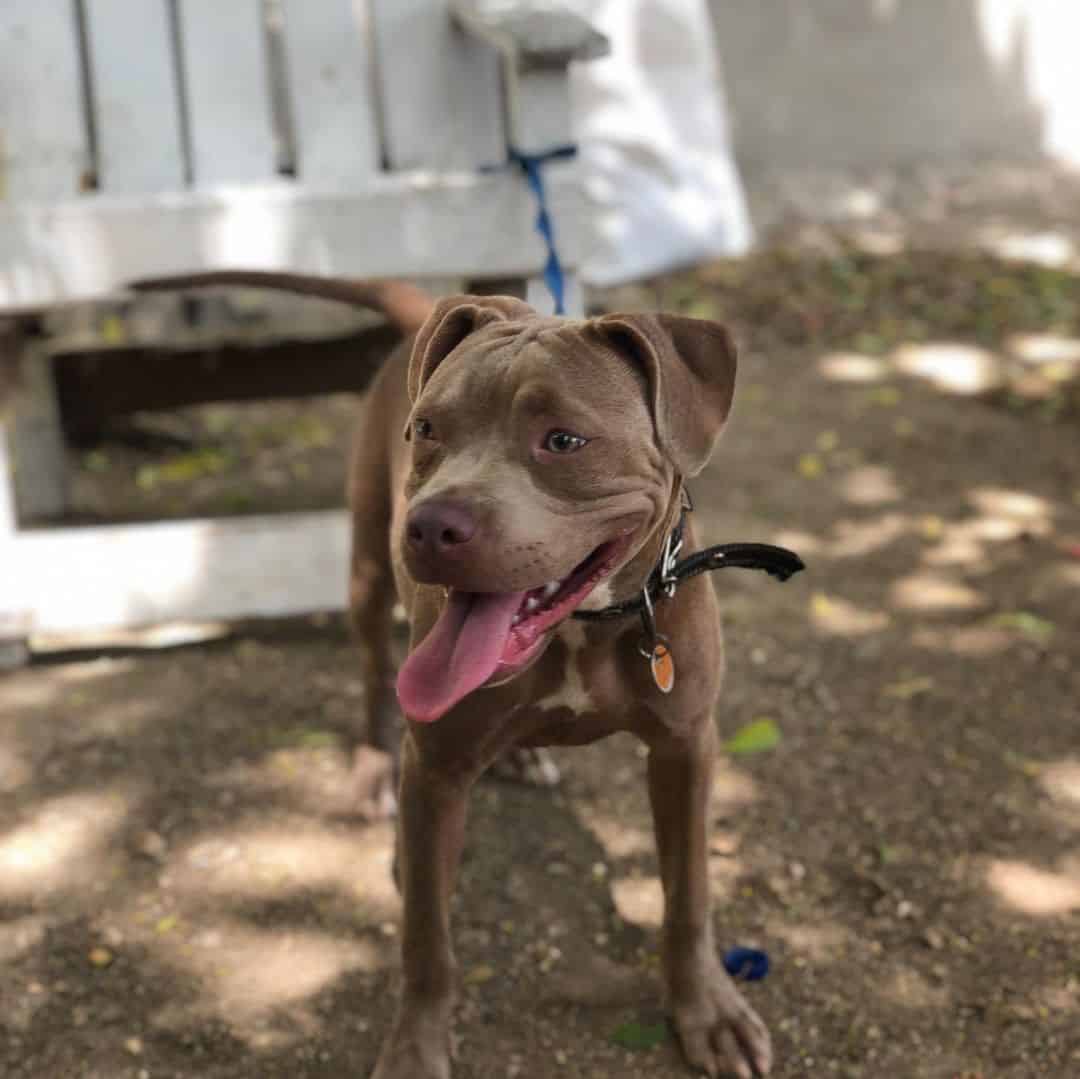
[133,273,773,1079]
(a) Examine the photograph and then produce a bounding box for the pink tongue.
[396,590,526,722]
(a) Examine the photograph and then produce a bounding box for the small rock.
[464,964,496,986]
[136,831,168,861]
[87,947,113,968]
[923,927,946,950]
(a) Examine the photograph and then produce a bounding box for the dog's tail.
[130,271,435,338]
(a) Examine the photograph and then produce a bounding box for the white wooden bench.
[0,0,604,661]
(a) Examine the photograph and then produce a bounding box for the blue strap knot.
[507,144,576,315]
[722,947,770,982]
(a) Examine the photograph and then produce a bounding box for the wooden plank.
[13,509,350,633]
[8,346,69,522]
[510,68,574,155]
[1,372,31,662]
[0,426,31,661]
[0,165,584,306]
[53,321,399,440]
[279,0,379,186]
[82,0,186,193]
[371,0,505,170]
[449,0,604,153]
[0,1,89,200]
[527,270,582,318]
[177,0,277,185]
[0,415,16,538]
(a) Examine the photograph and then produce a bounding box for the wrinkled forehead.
[418,320,649,422]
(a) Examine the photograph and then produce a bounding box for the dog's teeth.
[543,581,560,597]
[525,597,540,612]
[511,613,522,626]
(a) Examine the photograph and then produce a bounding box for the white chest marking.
[578,581,613,612]
[537,621,592,715]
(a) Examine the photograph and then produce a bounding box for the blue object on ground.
[722,947,770,981]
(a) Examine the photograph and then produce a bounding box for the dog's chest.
[534,622,599,717]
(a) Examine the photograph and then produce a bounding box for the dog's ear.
[408,294,535,402]
[593,313,737,476]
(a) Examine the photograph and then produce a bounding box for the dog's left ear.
[408,294,535,402]
[594,313,737,476]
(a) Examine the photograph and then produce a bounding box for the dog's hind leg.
[347,383,405,819]
[348,549,400,818]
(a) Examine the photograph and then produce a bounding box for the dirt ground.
[4,225,1080,1076]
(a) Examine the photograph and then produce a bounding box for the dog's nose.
[405,499,478,559]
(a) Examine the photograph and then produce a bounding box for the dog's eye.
[543,430,588,454]
[412,418,434,441]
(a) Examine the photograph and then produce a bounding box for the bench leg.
[9,340,69,522]
[464,276,528,300]
[0,635,29,671]
[0,411,30,668]
[464,273,583,317]
[527,270,583,317]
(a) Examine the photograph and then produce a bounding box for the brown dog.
[133,273,774,1078]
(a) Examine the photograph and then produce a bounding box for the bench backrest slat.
[177,0,278,186]
[371,0,504,171]
[1,0,516,200]
[83,0,187,193]
[0,1,88,200]
[279,0,380,185]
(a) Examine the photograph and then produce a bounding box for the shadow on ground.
[3,249,1079,1078]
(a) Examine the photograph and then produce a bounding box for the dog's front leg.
[372,732,471,1079]
[647,720,773,1078]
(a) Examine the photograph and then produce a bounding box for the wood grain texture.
[371,0,504,169]
[279,0,380,186]
[0,1,88,199]
[83,0,186,193]
[177,0,277,185]
[7,347,68,521]
[13,510,350,633]
[0,166,583,305]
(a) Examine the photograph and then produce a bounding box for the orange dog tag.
[650,641,675,694]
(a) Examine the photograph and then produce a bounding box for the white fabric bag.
[569,0,753,285]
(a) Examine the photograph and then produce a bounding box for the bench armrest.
[451,1,609,69]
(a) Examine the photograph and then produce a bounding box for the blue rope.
[722,947,770,982]
[508,144,577,315]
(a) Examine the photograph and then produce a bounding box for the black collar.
[572,497,805,624]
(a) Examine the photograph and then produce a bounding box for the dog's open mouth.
[396,538,628,723]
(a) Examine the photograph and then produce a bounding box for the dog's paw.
[671,962,772,1078]
[370,1008,451,1079]
[350,745,398,820]
[489,746,561,788]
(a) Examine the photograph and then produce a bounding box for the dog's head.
[396,295,737,721]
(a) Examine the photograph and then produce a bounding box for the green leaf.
[724,718,781,756]
[297,729,341,749]
[269,727,341,749]
[611,1019,669,1050]
[991,612,1054,644]
[881,676,934,700]
[84,450,110,473]
[877,843,898,866]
